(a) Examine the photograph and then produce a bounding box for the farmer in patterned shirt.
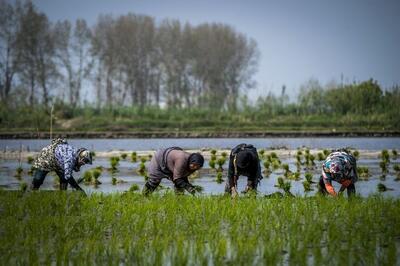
[319,150,358,197]
[31,138,92,194]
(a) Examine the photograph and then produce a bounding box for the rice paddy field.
[1,138,400,264]
[0,191,399,265]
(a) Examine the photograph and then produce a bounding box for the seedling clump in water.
[130,152,137,162]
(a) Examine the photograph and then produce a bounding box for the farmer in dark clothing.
[225,143,263,197]
[143,147,204,195]
[319,150,358,197]
[31,138,92,194]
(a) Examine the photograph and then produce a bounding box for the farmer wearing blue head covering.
[320,150,358,197]
[31,138,92,194]
[225,143,263,197]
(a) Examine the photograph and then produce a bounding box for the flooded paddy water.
[1,137,400,197]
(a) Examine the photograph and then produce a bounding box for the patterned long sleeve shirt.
[54,144,78,180]
[33,139,78,180]
[321,151,358,195]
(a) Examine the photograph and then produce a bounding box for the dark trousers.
[318,176,355,197]
[32,169,68,190]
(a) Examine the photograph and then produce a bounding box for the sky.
[32,0,400,100]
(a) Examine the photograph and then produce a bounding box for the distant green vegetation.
[1,80,399,134]
[0,191,399,264]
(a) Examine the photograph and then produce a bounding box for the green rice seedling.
[129,184,139,192]
[296,150,303,156]
[296,154,302,164]
[304,148,310,155]
[316,152,325,161]
[221,151,228,158]
[137,162,146,176]
[272,160,280,171]
[290,172,300,181]
[304,172,313,183]
[265,154,272,163]
[323,149,330,156]
[275,176,285,188]
[302,181,312,192]
[304,154,310,166]
[210,149,217,155]
[28,166,35,175]
[110,156,120,171]
[211,154,217,161]
[258,149,265,159]
[357,166,370,180]
[263,160,270,172]
[379,161,388,174]
[92,169,102,185]
[352,150,360,160]
[209,160,216,169]
[120,153,127,160]
[130,152,137,162]
[148,154,153,160]
[140,156,147,163]
[380,150,390,162]
[377,183,387,192]
[27,156,34,164]
[282,163,291,178]
[95,166,103,172]
[392,149,398,160]
[217,158,226,171]
[111,176,117,185]
[282,181,293,196]
[270,152,278,159]
[20,182,27,192]
[82,170,93,184]
[393,164,400,181]
[15,167,23,178]
[90,151,96,158]
[193,185,204,193]
[309,154,315,166]
[216,171,224,184]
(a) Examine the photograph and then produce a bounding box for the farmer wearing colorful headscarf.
[225,143,263,197]
[31,138,92,194]
[143,147,204,195]
[320,150,358,197]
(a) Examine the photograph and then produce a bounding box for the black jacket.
[227,143,263,189]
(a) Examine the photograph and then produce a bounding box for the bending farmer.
[319,150,358,197]
[225,143,263,197]
[31,138,92,194]
[143,147,204,195]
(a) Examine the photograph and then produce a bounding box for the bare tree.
[55,19,92,107]
[15,1,58,107]
[0,0,19,102]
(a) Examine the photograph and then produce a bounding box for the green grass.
[0,192,399,264]
[1,105,399,135]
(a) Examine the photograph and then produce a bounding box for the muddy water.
[2,154,399,197]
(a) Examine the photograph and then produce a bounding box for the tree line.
[0,1,258,110]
